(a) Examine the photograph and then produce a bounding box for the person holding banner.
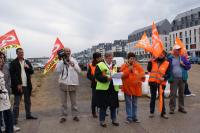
[94,52,119,127]
[56,48,81,123]
[168,45,191,114]
[10,48,37,126]
[147,50,170,119]
[87,52,102,118]
[120,52,145,123]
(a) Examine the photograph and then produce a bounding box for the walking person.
[120,52,145,123]
[56,48,81,123]
[0,51,13,133]
[168,45,191,114]
[147,51,170,119]
[94,52,119,127]
[10,48,37,127]
[87,52,102,118]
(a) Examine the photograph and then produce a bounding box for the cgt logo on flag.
[43,38,64,75]
[0,30,21,51]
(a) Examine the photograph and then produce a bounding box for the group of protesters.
[0,43,192,132]
[84,44,191,127]
[0,48,37,133]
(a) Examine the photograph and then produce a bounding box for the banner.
[43,38,64,74]
[151,22,164,58]
[0,30,21,51]
[134,32,152,53]
[175,37,187,56]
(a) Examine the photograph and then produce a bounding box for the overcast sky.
[0,0,199,58]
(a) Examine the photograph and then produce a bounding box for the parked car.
[189,56,198,64]
[32,63,45,70]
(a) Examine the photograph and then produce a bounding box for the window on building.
[189,30,191,36]
[194,29,196,35]
[190,44,196,49]
[185,31,187,37]
[198,12,200,18]
[190,37,192,44]
[179,32,182,38]
[176,33,177,37]
[165,37,167,41]
[186,38,189,44]
[194,37,196,43]
[186,45,188,50]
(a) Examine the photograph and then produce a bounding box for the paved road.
[17,65,200,133]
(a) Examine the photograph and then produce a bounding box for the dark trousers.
[0,109,13,133]
[149,83,166,114]
[13,87,31,125]
[169,78,185,111]
[184,81,191,95]
[91,88,97,114]
[99,107,116,122]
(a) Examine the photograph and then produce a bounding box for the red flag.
[175,37,187,56]
[0,30,21,51]
[43,38,64,74]
[151,22,164,58]
[134,32,152,53]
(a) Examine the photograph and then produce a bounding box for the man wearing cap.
[168,45,191,114]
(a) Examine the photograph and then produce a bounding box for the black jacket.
[10,58,34,95]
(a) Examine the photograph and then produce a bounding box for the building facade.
[170,7,200,57]
[127,19,172,59]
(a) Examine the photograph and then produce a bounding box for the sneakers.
[1,126,5,132]
[73,116,80,122]
[59,117,66,123]
[149,113,154,118]
[161,114,168,119]
[125,119,132,124]
[100,122,107,127]
[178,109,187,114]
[185,93,196,97]
[14,125,20,132]
[133,119,140,123]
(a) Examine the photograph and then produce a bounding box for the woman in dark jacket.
[87,52,102,118]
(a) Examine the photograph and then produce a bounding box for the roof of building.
[174,7,200,20]
[129,19,170,36]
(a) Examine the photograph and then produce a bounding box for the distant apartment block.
[170,7,200,57]
[127,19,172,58]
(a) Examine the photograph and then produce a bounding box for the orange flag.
[151,22,164,58]
[0,30,21,51]
[134,32,152,53]
[43,38,64,75]
[175,37,187,56]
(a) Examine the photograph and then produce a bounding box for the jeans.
[184,81,191,95]
[125,94,138,121]
[0,109,13,133]
[13,87,31,125]
[99,107,116,122]
[149,83,166,114]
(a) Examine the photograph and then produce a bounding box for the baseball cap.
[173,45,181,50]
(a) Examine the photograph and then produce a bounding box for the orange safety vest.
[89,63,96,76]
[148,60,169,85]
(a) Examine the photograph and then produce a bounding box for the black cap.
[93,52,101,59]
